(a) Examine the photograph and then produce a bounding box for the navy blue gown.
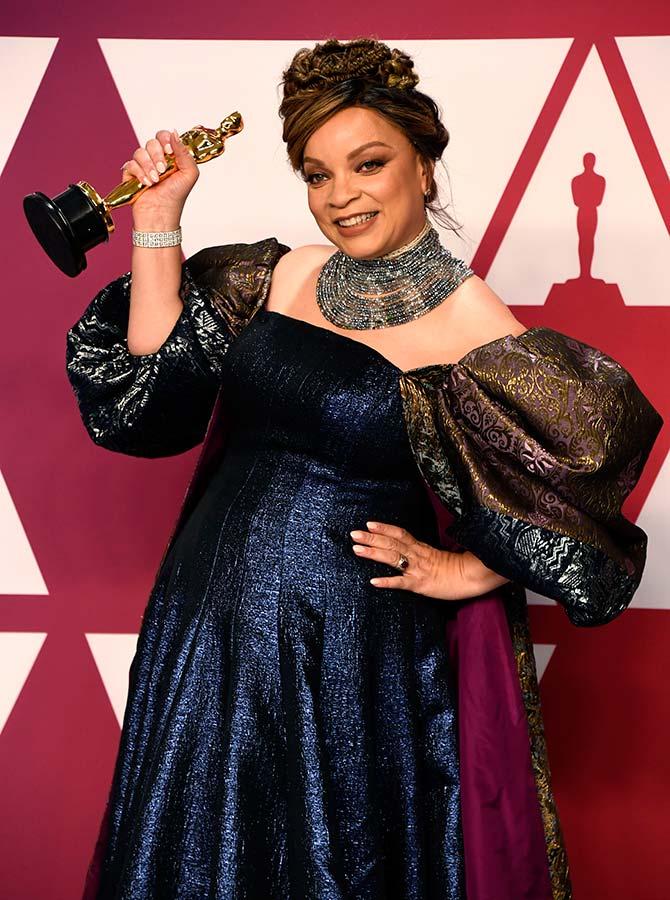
[92,307,464,899]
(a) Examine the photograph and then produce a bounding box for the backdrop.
[0,3,668,898]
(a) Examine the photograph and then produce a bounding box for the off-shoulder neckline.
[257,308,544,377]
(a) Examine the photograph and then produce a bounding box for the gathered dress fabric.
[66,237,664,900]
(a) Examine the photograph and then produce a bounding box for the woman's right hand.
[121,128,199,227]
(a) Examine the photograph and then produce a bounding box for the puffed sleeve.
[399,326,664,627]
[65,236,290,457]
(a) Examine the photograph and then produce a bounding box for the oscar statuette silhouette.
[22,111,243,277]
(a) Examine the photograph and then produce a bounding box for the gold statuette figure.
[23,112,243,278]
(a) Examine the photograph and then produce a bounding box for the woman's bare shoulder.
[448,273,529,344]
[266,244,336,313]
[273,243,335,274]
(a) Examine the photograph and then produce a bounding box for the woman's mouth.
[335,211,379,234]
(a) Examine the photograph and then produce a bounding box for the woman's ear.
[425,160,435,191]
[421,158,435,195]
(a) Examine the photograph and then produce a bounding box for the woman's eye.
[304,159,385,185]
[359,158,385,172]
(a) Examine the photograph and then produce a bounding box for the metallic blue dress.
[82,305,464,899]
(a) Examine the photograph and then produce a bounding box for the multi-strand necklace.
[316,217,474,330]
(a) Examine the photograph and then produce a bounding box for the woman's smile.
[335,210,379,235]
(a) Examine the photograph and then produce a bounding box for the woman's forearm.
[458,550,512,597]
[127,210,184,356]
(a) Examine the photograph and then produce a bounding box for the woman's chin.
[332,230,389,258]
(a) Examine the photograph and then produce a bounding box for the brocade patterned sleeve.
[399,326,664,627]
[65,236,289,457]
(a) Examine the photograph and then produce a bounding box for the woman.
[66,38,663,900]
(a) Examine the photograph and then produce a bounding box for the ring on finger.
[395,552,410,571]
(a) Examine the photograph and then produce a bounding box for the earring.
[423,189,430,204]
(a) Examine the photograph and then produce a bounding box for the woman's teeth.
[338,211,378,227]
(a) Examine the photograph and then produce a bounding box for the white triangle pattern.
[0,37,58,178]
[616,37,670,182]
[533,643,557,681]
[0,632,47,735]
[631,446,670,610]
[86,633,139,726]
[0,469,48,596]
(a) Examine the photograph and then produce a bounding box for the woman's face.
[302,105,432,258]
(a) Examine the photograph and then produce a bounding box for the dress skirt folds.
[65,237,663,899]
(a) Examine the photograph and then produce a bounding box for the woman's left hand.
[349,520,472,602]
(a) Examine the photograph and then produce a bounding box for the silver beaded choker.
[316,217,475,330]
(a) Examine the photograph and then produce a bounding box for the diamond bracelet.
[131,226,182,248]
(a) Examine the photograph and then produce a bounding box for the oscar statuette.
[22,111,243,278]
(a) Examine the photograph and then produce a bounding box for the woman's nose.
[327,177,360,209]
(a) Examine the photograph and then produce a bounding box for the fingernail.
[164,142,173,154]
[143,176,151,186]
[367,521,379,529]
[150,169,159,182]
[156,161,166,173]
